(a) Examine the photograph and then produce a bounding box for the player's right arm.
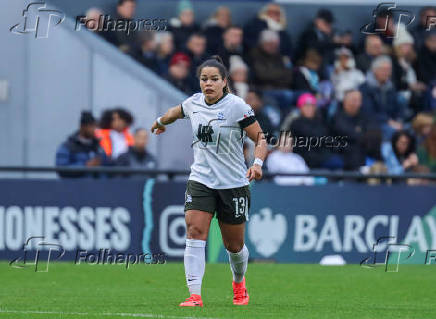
[151,104,184,135]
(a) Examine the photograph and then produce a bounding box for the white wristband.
[156,116,164,126]
[254,158,263,167]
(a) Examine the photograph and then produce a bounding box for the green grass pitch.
[0,262,435,319]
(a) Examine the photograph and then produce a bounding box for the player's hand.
[151,121,166,135]
[246,165,262,182]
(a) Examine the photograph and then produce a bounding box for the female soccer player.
[151,56,267,307]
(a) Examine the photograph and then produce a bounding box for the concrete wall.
[0,0,193,173]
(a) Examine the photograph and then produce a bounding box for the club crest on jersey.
[243,108,254,118]
[185,193,192,203]
[217,112,225,120]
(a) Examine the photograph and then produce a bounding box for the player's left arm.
[244,121,268,182]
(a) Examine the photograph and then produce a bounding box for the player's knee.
[224,241,244,253]
[186,224,207,240]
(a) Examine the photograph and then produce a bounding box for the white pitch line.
[0,309,223,319]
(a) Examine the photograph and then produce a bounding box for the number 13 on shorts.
[232,196,249,221]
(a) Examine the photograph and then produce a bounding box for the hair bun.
[210,55,224,65]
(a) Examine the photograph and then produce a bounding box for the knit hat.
[80,111,96,125]
[393,24,414,46]
[297,93,317,108]
[169,52,191,67]
[229,55,248,74]
[335,47,353,57]
[178,0,193,15]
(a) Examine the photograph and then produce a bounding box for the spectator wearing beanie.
[203,6,232,54]
[168,0,200,51]
[331,47,365,101]
[165,52,196,95]
[288,93,344,169]
[229,55,249,100]
[391,24,427,110]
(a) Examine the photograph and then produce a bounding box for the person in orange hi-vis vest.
[96,108,134,159]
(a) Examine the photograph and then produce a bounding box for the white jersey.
[181,92,256,189]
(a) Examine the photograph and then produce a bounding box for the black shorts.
[184,180,250,224]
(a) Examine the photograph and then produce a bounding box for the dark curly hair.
[391,130,416,160]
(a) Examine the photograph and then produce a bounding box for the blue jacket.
[55,132,108,178]
[359,72,404,125]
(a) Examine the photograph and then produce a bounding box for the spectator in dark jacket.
[106,0,141,57]
[359,55,405,139]
[360,7,397,46]
[412,7,436,50]
[155,32,175,77]
[217,26,244,69]
[416,31,436,85]
[82,8,117,44]
[331,90,373,170]
[292,49,323,94]
[165,52,196,95]
[243,3,293,59]
[203,6,232,54]
[184,33,208,88]
[168,0,200,51]
[295,9,336,65]
[249,30,293,90]
[136,32,159,73]
[355,35,383,74]
[117,128,157,174]
[288,93,343,169]
[245,89,276,140]
[56,112,108,178]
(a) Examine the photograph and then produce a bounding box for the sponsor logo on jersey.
[196,124,214,143]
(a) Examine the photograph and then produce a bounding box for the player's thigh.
[184,180,217,240]
[218,221,245,253]
[216,185,250,252]
[185,210,214,240]
[216,184,250,225]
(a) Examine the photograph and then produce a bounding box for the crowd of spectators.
[55,109,156,178]
[61,0,436,183]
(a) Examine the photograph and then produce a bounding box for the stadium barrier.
[0,167,435,265]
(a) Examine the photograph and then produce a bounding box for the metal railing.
[0,166,435,181]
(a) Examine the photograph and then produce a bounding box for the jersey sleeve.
[180,95,195,119]
[233,100,256,129]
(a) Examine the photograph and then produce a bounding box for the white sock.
[227,244,249,283]
[184,239,206,296]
